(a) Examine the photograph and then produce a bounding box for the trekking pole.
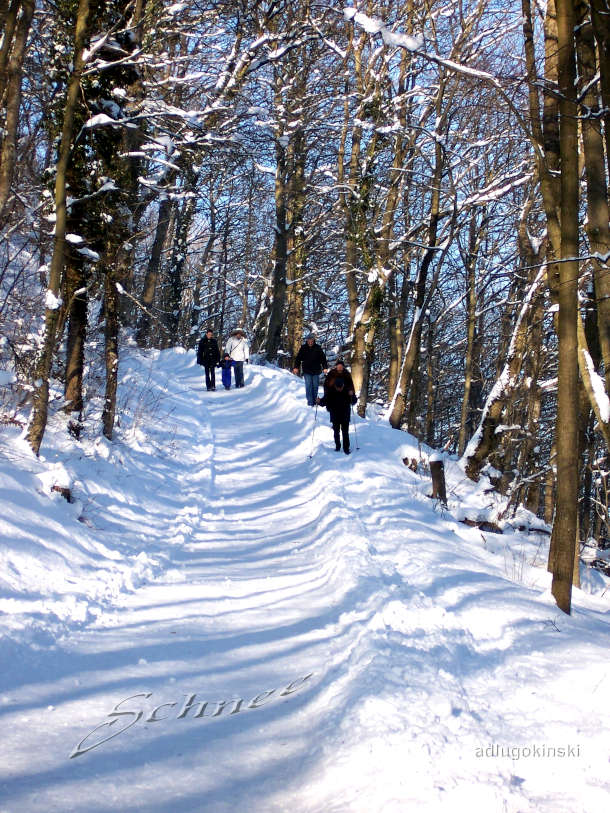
[308,403,318,459]
[351,403,360,450]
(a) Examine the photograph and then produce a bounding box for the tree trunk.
[165,185,196,345]
[102,268,119,440]
[285,132,307,365]
[26,0,91,455]
[351,279,383,416]
[549,0,580,615]
[424,317,437,445]
[575,1,610,398]
[590,0,610,171]
[64,256,87,414]
[458,213,485,455]
[462,268,545,480]
[265,134,288,361]
[219,212,230,338]
[387,273,404,400]
[545,442,556,525]
[0,0,34,220]
[387,207,441,430]
[522,0,562,291]
[188,197,217,343]
[576,311,610,447]
[388,84,445,429]
[349,48,412,414]
[0,0,21,99]
[509,201,547,512]
[136,190,174,347]
[337,22,366,333]
[580,409,595,541]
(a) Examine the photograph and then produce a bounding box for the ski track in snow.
[1,350,609,813]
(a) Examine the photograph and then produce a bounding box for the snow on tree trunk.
[461,268,545,481]
[26,0,92,455]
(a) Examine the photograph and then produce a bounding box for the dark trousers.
[233,360,244,387]
[204,365,216,390]
[333,419,350,451]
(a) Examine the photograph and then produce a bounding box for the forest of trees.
[0,0,609,614]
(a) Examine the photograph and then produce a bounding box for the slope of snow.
[1,347,609,813]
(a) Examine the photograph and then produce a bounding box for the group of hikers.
[293,333,356,454]
[197,329,356,454]
[196,327,250,391]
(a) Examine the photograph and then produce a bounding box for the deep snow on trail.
[1,348,609,813]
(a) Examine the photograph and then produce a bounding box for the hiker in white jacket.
[224,329,250,388]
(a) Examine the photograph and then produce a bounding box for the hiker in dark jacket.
[324,359,355,395]
[317,374,357,454]
[293,334,328,406]
[197,328,220,391]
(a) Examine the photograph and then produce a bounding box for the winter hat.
[334,377,345,389]
[306,333,315,341]
[335,359,345,367]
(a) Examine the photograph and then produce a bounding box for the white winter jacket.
[224,335,250,362]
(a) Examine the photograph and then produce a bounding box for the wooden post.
[430,454,447,507]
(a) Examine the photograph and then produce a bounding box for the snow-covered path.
[1,351,609,813]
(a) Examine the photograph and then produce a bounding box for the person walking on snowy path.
[197,327,220,391]
[220,353,233,390]
[317,373,356,454]
[293,334,328,406]
[324,358,355,395]
[224,328,250,388]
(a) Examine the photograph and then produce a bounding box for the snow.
[254,162,276,175]
[353,11,384,34]
[76,247,100,261]
[0,349,609,812]
[352,301,366,327]
[581,347,610,424]
[381,27,424,51]
[347,9,423,51]
[0,369,16,386]
[83,113,117,129]
[45,289,62,310]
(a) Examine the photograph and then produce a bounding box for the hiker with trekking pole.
[316,359,357,455]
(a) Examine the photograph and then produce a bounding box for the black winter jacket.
[294,342,327,375]
[197,336,220,367]
[319,385,356,423]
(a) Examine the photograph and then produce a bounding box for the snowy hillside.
[1,348,609,813]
